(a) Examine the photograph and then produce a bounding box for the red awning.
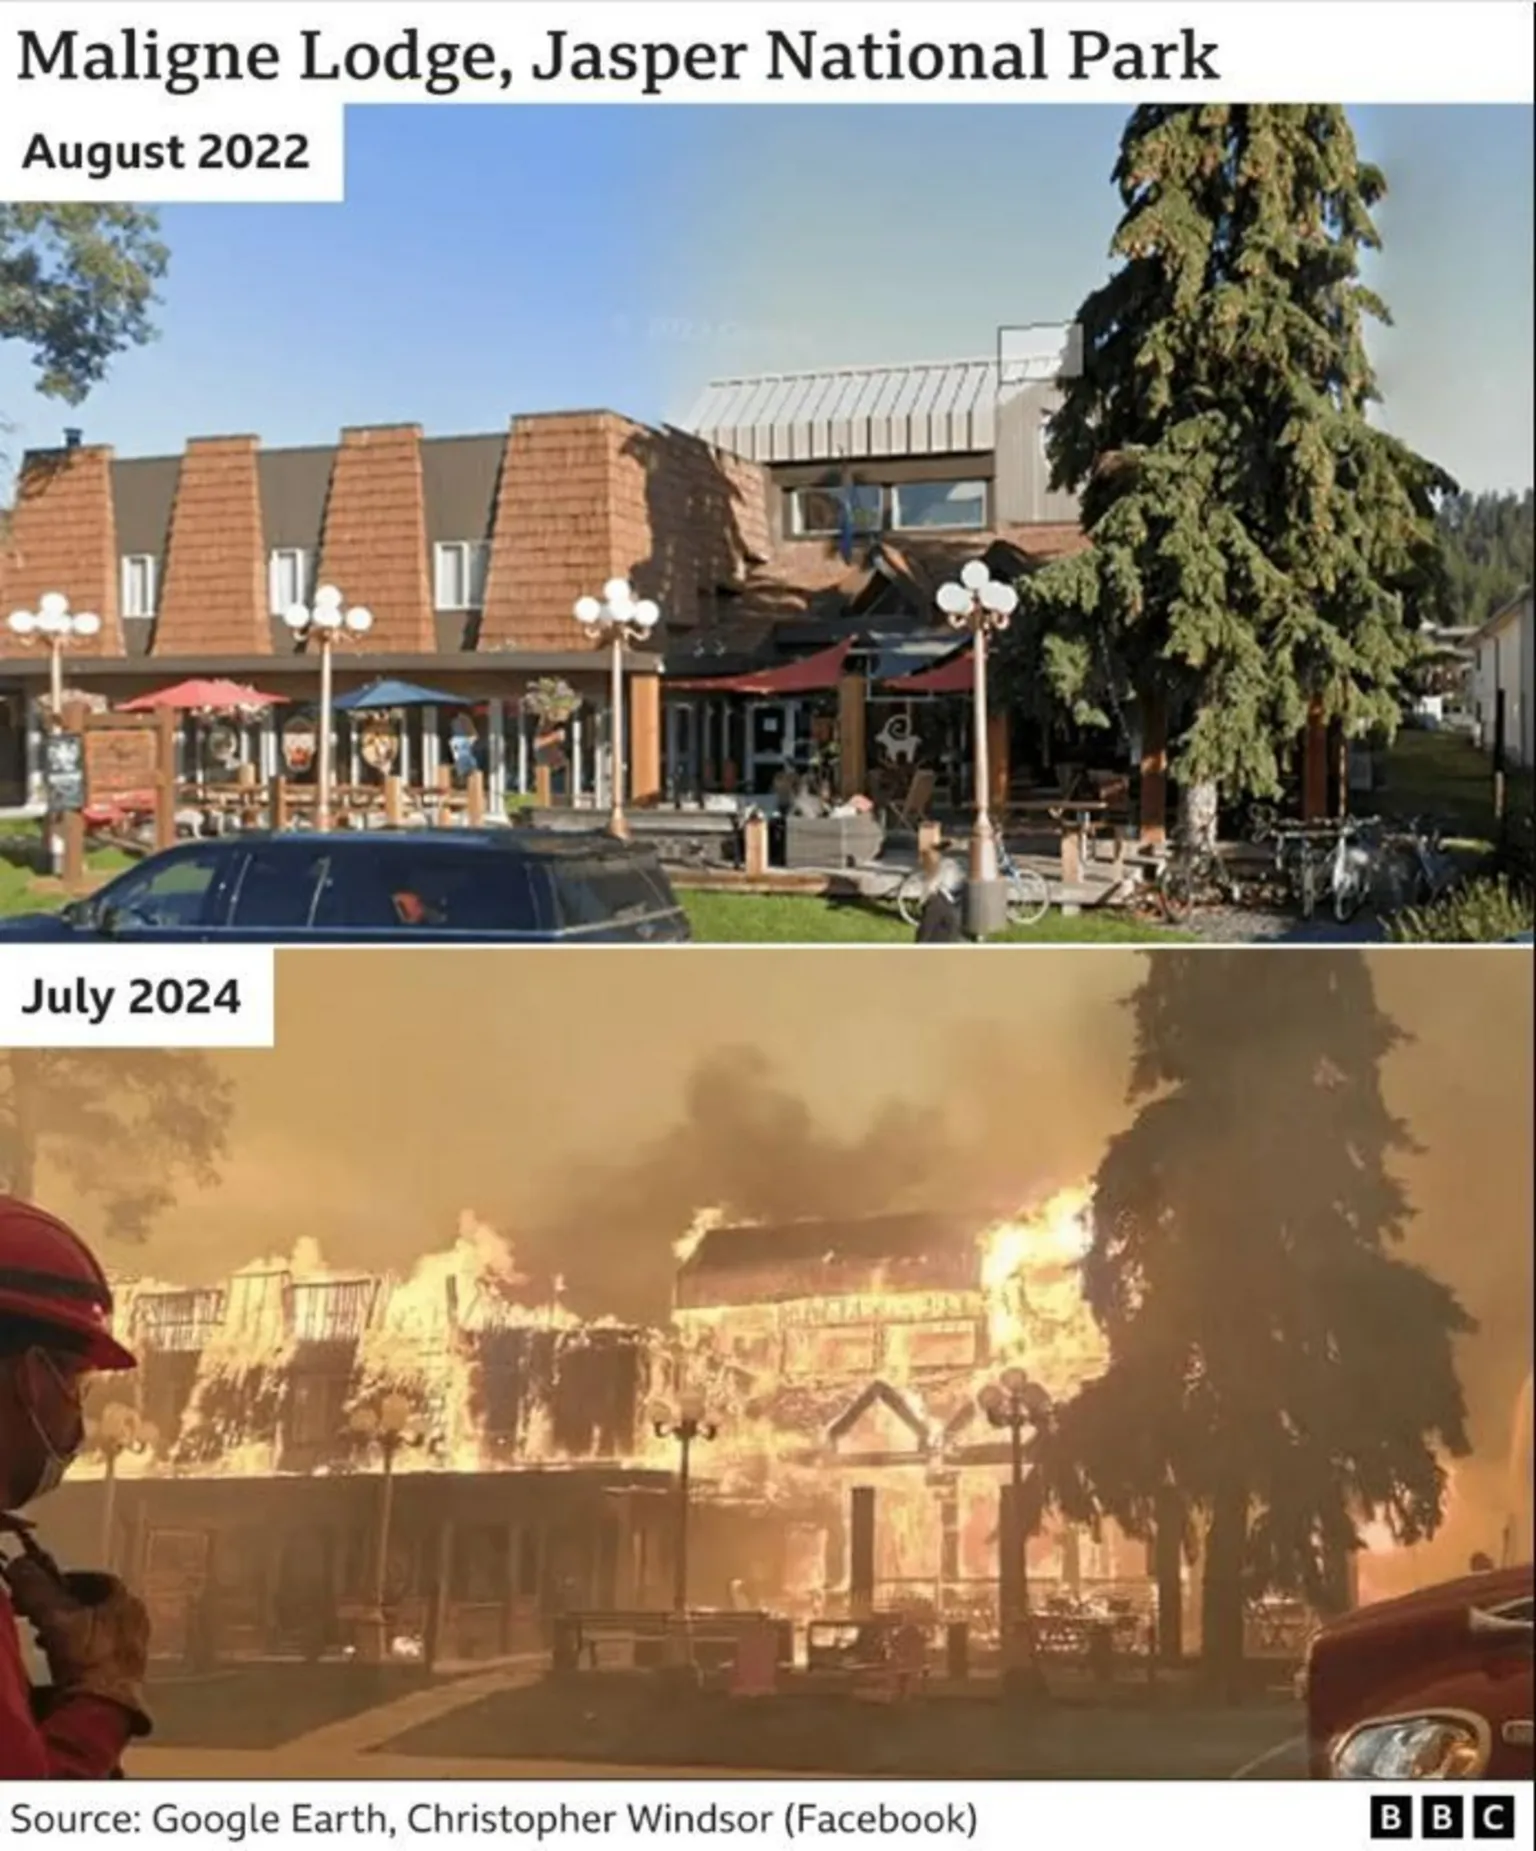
[668,638,852,696]
[883,647,974,695]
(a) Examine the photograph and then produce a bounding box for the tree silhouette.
[1056,951,1473,1682]
[0,1050,232,1241]
[1007,107,1453,821]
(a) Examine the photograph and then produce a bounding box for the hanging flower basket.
[522,677,581,727]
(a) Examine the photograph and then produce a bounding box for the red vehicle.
[1304,1563,1533,1779]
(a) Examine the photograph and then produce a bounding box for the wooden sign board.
[44,732,86,811]
[85,720,159,795]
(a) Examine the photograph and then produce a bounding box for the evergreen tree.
[1053,952,1473,1682]
[1438,490,1534,630]
[1008,107,1455,815]
[0,1049,232,1241]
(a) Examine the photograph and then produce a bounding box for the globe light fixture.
[573,578,662,839]
[935,562,1020,911]
[284,587,375,831]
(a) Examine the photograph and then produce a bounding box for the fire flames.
[90,1185,1464,1612]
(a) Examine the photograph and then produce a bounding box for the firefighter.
[0,1197,153,1778]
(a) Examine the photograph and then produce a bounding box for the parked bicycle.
[1150,831,1282,922]
[1373,815,1459,913]
[895,838,1050,930]
[1324,816,1387,924]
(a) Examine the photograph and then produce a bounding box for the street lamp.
[648,1390,717,1618]
[573,579,661,840]
[86,1402,159,1569]
[282,585,374,832]
[935,562,1019,931]
[977,1367,1052,1693]
[349,1391,418,1662]
[7,593,102,873]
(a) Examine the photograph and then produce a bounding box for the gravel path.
[1176,905,1389,945]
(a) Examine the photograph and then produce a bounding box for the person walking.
[913,843,964,943]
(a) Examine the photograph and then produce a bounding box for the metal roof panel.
[683,357,999,462]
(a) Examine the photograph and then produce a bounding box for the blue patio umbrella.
[332,678,474,711]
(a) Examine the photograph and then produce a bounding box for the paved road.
[127,1658,1308,1782]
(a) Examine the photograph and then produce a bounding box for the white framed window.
[269,547,313,616]
[889,480,988,531]
[120,554,157,618]
[789,484,883,539]
[434,540,489,612]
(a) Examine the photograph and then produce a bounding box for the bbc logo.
[1370,1794,1518,1840]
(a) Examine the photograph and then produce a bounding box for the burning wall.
[88,1214,657,1481]
[88,1192,1136,1608]
[665,1189,1129,1602]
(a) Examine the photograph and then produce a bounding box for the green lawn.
[0,832,131,917]
[681,889,1187,944]
[1375,728,1524,848]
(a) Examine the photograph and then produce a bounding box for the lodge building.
[0,353,1090,820]
[35,1200,1151,1665]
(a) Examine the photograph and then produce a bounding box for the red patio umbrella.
[117,678,287,712]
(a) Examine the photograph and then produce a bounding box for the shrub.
[1387,876,1534,944]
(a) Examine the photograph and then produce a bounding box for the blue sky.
[1,104,1531,491]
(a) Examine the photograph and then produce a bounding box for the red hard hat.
[0,1197,136,1372]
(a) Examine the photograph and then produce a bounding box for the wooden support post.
[268,776,289,833]
[917,818,944,857]
[837,672,867,800]
[1328,719,1348,820]
[630,671,661,807]
[155,707,178,850]
[743,813,770,878]
[1302,699,1329,821]
[61,699,86,891]
[1138,687,1168,845]
[987,707,1011,812]
[426,1517,454,1672]
[384,775,404,828]
[1059,831,1082,889]
[465,770,486,826]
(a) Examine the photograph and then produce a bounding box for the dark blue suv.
[0,830,692,944]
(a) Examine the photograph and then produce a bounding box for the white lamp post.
[87,1402,160,1569]
[647,1390,718,1619]
[573,579,661,839]
[977,1368,1053,1698]
[349,1391,417,1663]
[935,562,1019,900]
[7,593,102,872]
[282,585,373,831]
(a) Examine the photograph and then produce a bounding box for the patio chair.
[886,768,936,833]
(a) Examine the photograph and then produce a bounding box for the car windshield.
[99,847,226,929]
[549,856,676,929]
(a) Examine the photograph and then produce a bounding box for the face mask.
[15,1350,85,1505]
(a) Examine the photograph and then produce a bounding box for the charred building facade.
[37,1197,1153,1662]
[672,1202,1147,1617]
[39,1246,698,1663]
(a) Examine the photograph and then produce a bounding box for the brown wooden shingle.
[316,425,434,650]
[0,446,122,657]
[154,436,269,655]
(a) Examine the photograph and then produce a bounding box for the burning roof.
[675,1209,995,1308]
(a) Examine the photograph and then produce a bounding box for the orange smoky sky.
[29,947,1533,1481]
